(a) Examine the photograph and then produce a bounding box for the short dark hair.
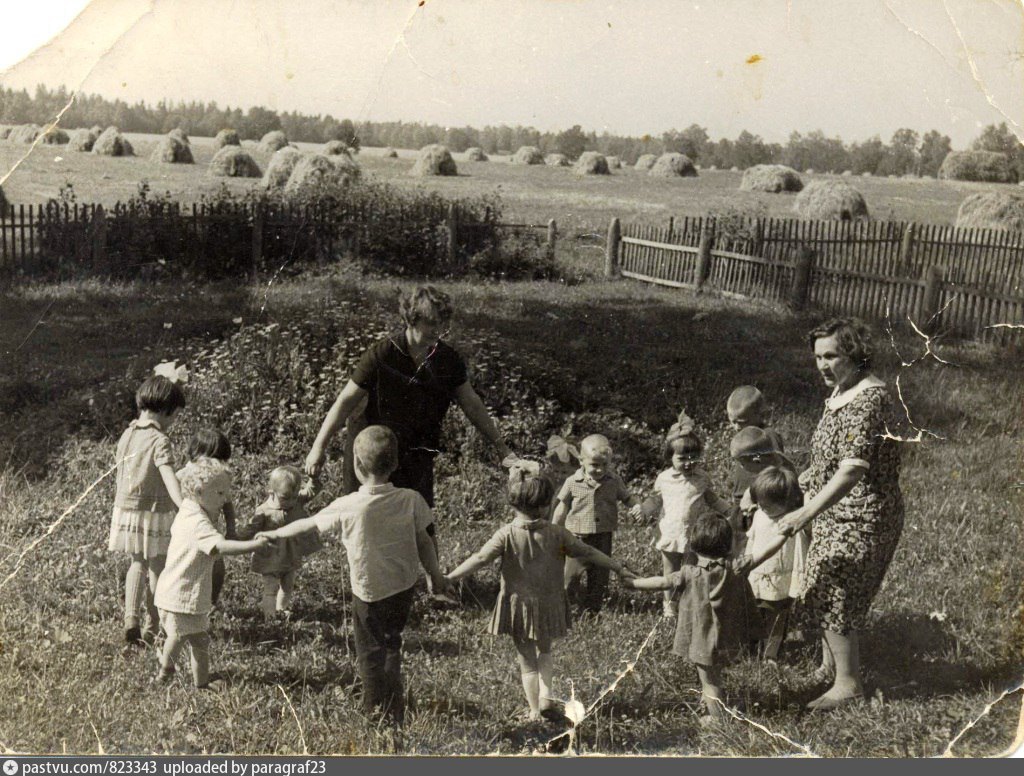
[750,466,803,511]
[688,512,733,559]
[399,285,454,328]
[664,433,702,461]
[188,428,231,462]
[807,317,874,369]
[136,375,186,416]
[354,425,399,477]
[508,471,554,511]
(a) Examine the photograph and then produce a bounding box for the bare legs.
[660,551,684,617]
[261,571,296,620]
[695,664,724,720]
[807,629,864,709]
[159,631,212,687]
[514,637,554,721]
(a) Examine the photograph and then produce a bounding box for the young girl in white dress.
[447,463,634,722]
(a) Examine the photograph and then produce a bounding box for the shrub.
[956,191,1024,232]
[150,136,194,164]
[649,153,698,178]
[739,164,803,193]
[468,229,559,281]
[209,146,261,177]
[92,127,134,156]
[574,152,610,176]
[213,128,241,149]
[411,144,457,176]
[939,150,1018,183]
[793,179,869,220]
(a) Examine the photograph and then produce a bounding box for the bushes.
[940,151,1018,183]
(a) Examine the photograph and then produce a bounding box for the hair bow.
[502,454,542,483]
[546,435,580,464]
[667,409,696,439]
[154,361,189,385]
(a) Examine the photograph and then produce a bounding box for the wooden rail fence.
[606,215,1024,344]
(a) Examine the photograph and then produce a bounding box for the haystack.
[939,150,1017,183]
[861,171,872,177]
[209,146,262,177]
[90,125,103,136]
[464,147,488,161]
[323,140,350,156]
[545,153,570,167]
[649,153,698,178]
[213,129,241,149]
[258,130,289,154]
[0,126,11,140]
[708,165,718,171]
[93,127,134,156]
[284,153,361,198]
[805,168,815,175]
[793,180,869,220]
[841,170,853,177]
[739,164,803,193]
[955,191,1024,232]
[574,151,610,175]
[40,127,69,145]
[151,135,194,164]
[382,147,398,158]
[168,128,189,145]
[261,147,303,188]
[606,155,622,170]
[512,146,544,165]
[410,144,457,176]
[67,128,97,152]
[9,124,41,144]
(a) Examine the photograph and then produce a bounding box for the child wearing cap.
[553,434,642,613]
[726,386,785,507]
[729,426,794,553]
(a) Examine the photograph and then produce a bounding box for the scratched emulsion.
[1,0,1022,758]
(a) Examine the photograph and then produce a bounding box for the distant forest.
[2,83,1022,177]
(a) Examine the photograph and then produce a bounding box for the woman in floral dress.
[780,317,904,710]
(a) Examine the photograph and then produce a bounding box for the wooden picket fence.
[607,215,1024,344]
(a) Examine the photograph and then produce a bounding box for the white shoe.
[662,601,678,619]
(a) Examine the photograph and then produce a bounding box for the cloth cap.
[730,426,778,459]
[727,386,764,421]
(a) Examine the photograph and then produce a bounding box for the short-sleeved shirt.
[154,500,222,615]
[349,332,468,453]
[557,468,632,535]
[652,467,713,553]
[312,482,434,602]
[114,418,176,513]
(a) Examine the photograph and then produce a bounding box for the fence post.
[921,265,944,333]
[752,218,765,257]
[899,222,917,270]
[446,202,459,266]
[789,245,816,310]
[546,218,557,261]
[605,217,620,277]
[695,219,714,291]
[667,215,675,242]
[251,203,263,281]
[92,204,107,275]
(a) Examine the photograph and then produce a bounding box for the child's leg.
[761,600,791,661]
[277,570,296,613]
[261,574,280,620]
[582,533,613,613]
[513,637,541,718]
[144,555,165,636]
[536,638,555,715]
[695,664,725,718]
[211,558,226,607]
[159,631,186,674]
[186,632,212,688]
[661,552,683,615]
[124,553,148,632]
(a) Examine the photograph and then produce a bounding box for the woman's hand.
[304,446,324,478]
[778,507,811,537]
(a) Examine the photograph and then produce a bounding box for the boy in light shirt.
[260,425,447,724]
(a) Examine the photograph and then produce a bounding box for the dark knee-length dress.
[801,377,904,635]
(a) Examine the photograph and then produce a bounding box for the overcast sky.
[1,0,1022,147]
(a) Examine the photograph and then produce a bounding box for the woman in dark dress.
[780,318,904,710]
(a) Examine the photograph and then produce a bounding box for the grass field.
[2,132,1021,240]
[0,269,1021,756]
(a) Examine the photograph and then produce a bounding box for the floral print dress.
[801,376,904,635]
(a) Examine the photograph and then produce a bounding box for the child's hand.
[255,531,277,545]
[620,575,636,589]
[628,503,643,521]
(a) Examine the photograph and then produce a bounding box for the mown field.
[0,269,1021,756]
[2,132,1020,237]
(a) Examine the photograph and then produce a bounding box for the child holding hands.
[242,465,322,620]
[641,418,734,620]
[553,434,642,613]
[623,511,788,722]
[256,425,445,724]
[154,458,270,688]
[447,463,634,722]
[184,428,236,606]
[109,375,185,647]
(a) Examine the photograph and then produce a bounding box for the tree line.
[1,83,1021,177]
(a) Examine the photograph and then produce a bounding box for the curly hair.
[178,457,231,501]
[807,317,874,369]
[399,285,454,328]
